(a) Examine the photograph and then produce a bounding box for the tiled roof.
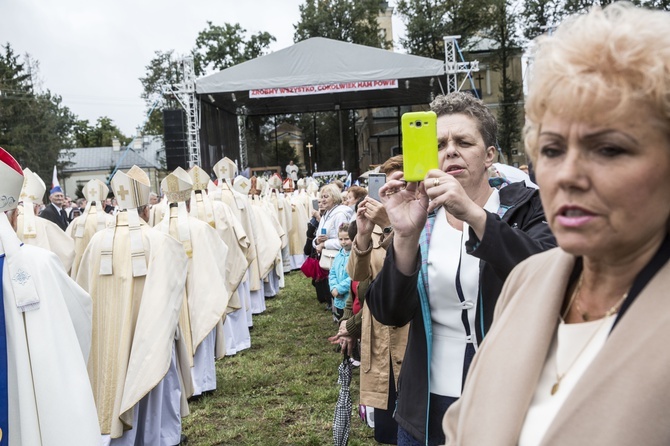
[61,136,164,173]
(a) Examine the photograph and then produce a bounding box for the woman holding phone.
[366,92,556,446]
[443,5,670,444]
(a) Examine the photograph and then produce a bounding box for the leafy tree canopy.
[138,50,183,135]
[140,24,275,135]
[193,22,276,75]
[294,0,389,48]
[72,116,131,148]
[0,43,78,184]
[395,0,493,59]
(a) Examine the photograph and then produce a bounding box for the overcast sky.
[2,0,404,136]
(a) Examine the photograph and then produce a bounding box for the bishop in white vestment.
[0,148,100,445]
[76,165,188,445]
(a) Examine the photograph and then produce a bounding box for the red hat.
[0,147,24,212]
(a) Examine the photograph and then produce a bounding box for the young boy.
[328,223,352,321]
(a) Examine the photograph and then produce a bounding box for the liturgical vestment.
[76,213,188,438]
[67,203,113,279]
[16,204,75,273]
[0,213,100,445]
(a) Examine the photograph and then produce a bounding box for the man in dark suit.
[39,185,69,231]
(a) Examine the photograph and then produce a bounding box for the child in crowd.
[328,223,352,321]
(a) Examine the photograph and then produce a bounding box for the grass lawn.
[182,271,381,445]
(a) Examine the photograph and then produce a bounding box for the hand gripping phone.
[367,173,386,202]
[401,111,439,182]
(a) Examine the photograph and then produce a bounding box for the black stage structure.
[195,37,446,176]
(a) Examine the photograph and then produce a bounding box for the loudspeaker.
[163,109,188,171]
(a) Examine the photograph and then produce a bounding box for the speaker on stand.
[163,109,188,171]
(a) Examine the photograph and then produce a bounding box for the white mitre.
[232,175,251,195]
[297,178,306,190]
[189,166,215,226]
[268,174,282,191]
[160,167,193,257]
[212,157,237,182]
[19,168,46,238]
[306,179,319,195]
[83,179,109,204]
[112,165,151,211]
[255,177,267,196]
[189,165,211,192]
[103,165,151,277]
[162,167,193,204]
[74,179,110,238]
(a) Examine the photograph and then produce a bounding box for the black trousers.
[313,278,331,304]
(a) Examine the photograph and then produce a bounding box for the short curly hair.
[380,155,404,175]
[525,3,670,162]
[430,92,498,149]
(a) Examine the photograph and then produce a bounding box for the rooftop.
[61,135,164,173]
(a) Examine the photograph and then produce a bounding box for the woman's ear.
[484,145,496,168]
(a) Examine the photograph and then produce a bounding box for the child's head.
[338,223,352,251]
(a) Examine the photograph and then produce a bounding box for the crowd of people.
[2,3,670,445]
[308,4,670,446]
[2,154,305,444]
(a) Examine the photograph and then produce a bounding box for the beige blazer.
[443,247,670,445]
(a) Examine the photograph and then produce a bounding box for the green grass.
[182,272,380,445]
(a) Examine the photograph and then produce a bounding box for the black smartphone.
[368,173,386,202]
[311,199,319,211]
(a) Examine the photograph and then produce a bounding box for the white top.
[427,188,499,397]
[286,164,299,181]
[518,314,617,446]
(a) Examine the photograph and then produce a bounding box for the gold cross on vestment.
[116,185,129,201]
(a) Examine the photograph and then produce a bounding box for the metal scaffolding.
[443,35,479,94]
[164,56,201,167]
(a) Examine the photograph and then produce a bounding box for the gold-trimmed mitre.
[232,175,251,195]
[188,165,211,192]
[161,167,193,204]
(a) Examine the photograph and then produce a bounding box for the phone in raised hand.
[367,173,386,202]
[401,111,439,182]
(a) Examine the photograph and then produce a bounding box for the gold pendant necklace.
[552,275,628,396]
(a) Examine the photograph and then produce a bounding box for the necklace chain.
[552,274,628,396]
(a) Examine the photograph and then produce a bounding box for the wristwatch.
[382,226,393,235]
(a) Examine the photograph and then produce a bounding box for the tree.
[521,0,564,41]
[483,0,524,161]
[138,50,184,135]
[72,117,131,148]
[140,25,275,136]
[294,0,389,48]
[520,0,670,43]
[0,44,77,186]
[193,22,275,75]
[395,0,493,59]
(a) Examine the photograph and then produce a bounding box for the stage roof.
[196,37,445,115]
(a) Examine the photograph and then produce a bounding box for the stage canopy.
[196,37,446,116]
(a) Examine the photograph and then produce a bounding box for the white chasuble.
[16,204,75,273]
[76,214,187,438]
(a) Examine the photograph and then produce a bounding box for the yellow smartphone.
[401,111,439,182]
